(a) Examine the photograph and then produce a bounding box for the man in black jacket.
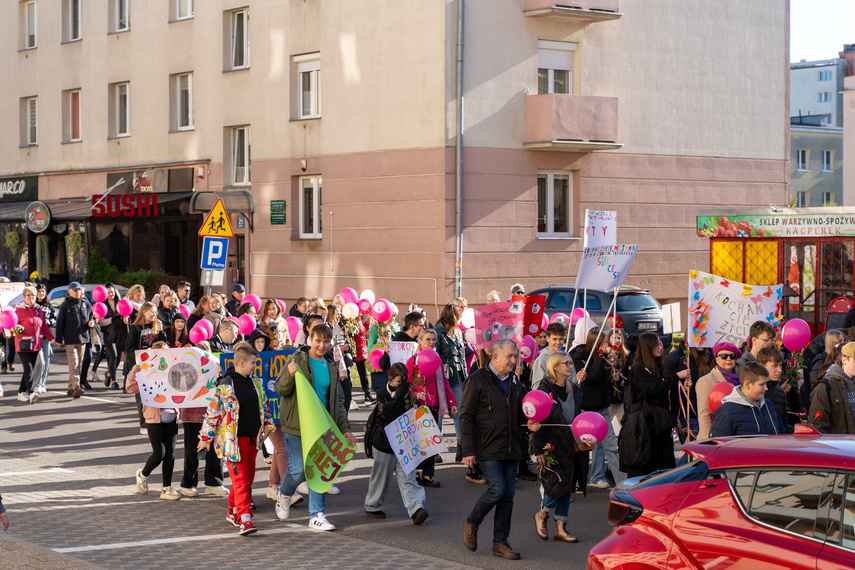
[208,321,239,354]
[460,339,539,560]
[225,284,245,317]
[54,282,93,398]
[378,312,425,371]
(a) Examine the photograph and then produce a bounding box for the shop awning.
[0,193,194,223]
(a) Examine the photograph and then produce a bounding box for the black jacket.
[125,324,167,367]
[629,363,679,411]
[109,303,136,348]
[663,347,702,417]
[459,365,527,461]
[225,298,240,317]
[208,334,232,354]
[531,380,586,498]
[577,349,612,411]
[289,304,305,319]
[248,329,271,352]
[366,378,411,455]
[765,381,792,433]
[710,387,786,437]
[55,295,93,345]
[157,304,179,329]
[808,364,855,434]
[378,330,418,371]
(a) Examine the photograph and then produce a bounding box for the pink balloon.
[226,316,239,323]
[541,313,548,329]
[781,318,809,352]
[198,319,214,338]
[189,326,207,345]
[357,298,372,314]
[522,391,552,422]
[550,312,569,325]
[92,302,107,320]
[277,299,287,315]
[571,308,590,325]
[242,294,261,313]
[284,316,301,340]
[237,314,256,335]
[340,287,359,306]
[572,411,609,445]
[520,335,539,363]
[369,349,384,370]
[372,298,392,322]
[416,348,441,376]
[117,299,134,317]
[92,286,108,303]
[178,304,191,319]
[0,310,18,330]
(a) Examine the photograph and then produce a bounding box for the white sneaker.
[17,392,28,402]
[135,469,148,495]
[36,386,47,393]
[207,485,230,496]
[275,493,292,520]
[589,480,611,489]
[179,486,199,497]
[308,513,336,531]
[297,481,309,495]
[160,486,181,500]
[92,373,100,383]
[29,392,39,404]
[349,400,359,410]
[290,494,304,506]
[266,486,279,500]
[140,428,148,435]
[326,484,340,495]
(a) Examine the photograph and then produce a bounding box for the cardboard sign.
[687,270,784,348]
[584,210,617,248]
[384,406,448,474]
[389,341,417,365]
[574,245,638,290]
[220,349,296,424]
[474,302,524,350]
[135,347,219,408]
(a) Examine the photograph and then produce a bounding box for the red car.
[589,431,855,569]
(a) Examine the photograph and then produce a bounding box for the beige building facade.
[0,0,789,315]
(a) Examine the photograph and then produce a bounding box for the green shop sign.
[697,211,855,239]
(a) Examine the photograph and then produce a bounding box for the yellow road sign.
[199,199,234,237]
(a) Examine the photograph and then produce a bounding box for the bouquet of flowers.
[782,350,804,389]
[541,443,558,468]
[340,317,361,340]
[406,362,428,409]
[9,325,24,338]
[599,344,627,397]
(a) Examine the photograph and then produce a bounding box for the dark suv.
[528,285,671,344]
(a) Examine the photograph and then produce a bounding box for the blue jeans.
[588,407,626,485]
[364,447,425,517]
[542,493,571,521]
[467,459,517,544]
[34,342,52,390]
[279,432,326,517]
[438,382,463,441]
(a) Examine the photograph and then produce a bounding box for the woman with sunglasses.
[696,342,741,440]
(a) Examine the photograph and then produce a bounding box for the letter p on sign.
[201,236,229,270]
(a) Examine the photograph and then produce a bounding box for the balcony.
[524,94,621,152]
[523,0,622,22]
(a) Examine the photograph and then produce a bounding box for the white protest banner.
[474,301,524,350]
[0,283,25,309]
[574,245,638,290]
[687,270,783,348]
[584,210,617,248]
[135,347,220,408]
[384,406,448,474]
[389,341,417,365]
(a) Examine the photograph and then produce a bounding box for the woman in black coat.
[532,352,586,543]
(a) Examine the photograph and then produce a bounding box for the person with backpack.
[808,341,855,434]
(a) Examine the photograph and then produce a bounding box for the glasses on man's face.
[717,353,738,360]
[756,336,773,344]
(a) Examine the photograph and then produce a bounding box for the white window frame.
[231,126,250,186]
[230,8,250,69]
[110,82,130,137]
[172,73,193,130]
[822,150,833,172]
[295,53,321,119]
[65,0,81,42]
[299,176,322,239]
[819,92,832,103]
[25,2,37,49]
[22,97,38,146]
[174,0,193,20]
[819,70,832,81]
[797,149,808,171]
[823,191,834,206]
[537,171,572,238]
[115,0,130,32]
[537,40,576,95]
[64,89,81,142]
[796,191,808,208]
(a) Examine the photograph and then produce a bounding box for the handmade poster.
[474,301,523,350]
[522,294,546,337]
[0,283,25,308]
[584,210,617,248]
[389,341,417,365]
[687,270,784,348]
[135,347,219,408]
[384,406,448,474]
[575,245,638,290]
[220,349,296,424]
[296,370,357,493]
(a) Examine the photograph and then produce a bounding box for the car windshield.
[546,291,601,311]
[616,293,660,312]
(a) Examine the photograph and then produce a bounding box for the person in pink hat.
[696,341,741,439]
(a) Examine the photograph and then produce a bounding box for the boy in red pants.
[199,342,274,535]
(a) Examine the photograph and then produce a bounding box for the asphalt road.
[0,353,614,569]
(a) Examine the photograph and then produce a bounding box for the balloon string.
[537,464,562,483]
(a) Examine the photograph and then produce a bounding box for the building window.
[228,8,250,70]
[822,150,833,172]
[819,70,832,81]
[170,73,193,131]
[110,0,130,33]
[819,92,832,103]
[537,40,576,95]
[20,97,38,147]
[537,172,572,237]
[795,191,808,208]
[63,0,81,42]
[300,176,322,238]
[230,126,250,185]
[63,89,81,142]
[109,82,130,137]
[797,149,808,171]
[295,53,321,119]
[171,0,193,20]
[823,192,835,206]
[22,1,37,49]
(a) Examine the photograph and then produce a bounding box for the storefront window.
[64,223,88,282]
[0,224,29,281]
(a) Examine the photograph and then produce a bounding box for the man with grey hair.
[459,339,539,560]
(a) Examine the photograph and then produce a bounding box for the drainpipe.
[454,0,465,298]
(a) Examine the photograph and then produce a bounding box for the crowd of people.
[1,277,850,559]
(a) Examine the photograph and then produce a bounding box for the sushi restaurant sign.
[697,211,855,238]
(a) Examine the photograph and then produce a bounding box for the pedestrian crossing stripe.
[199,199,234,237]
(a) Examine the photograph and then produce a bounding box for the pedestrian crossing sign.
[199,199,234,237]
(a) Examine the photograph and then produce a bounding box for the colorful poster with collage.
[574,245,638,290]
[135,347,219,408]
[384,406,448,474]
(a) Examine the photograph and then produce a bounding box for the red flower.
[598,348,604,355]
[815,411,823,419]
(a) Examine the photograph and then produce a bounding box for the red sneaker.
[238,520,257,536]
[226,512,239,527]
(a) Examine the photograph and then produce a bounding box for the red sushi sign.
[92,193,158,217]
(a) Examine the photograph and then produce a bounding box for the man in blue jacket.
[710,361,786,437]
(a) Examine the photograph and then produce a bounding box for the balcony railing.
[524,94,621,152]
[523,0,622,21]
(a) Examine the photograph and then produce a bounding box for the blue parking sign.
[201,236,229,270]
